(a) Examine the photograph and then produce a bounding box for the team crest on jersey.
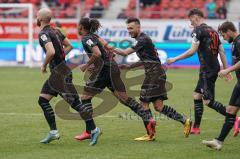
[41,34,48,41]
[133,40,138,47]
[86,39,94,46]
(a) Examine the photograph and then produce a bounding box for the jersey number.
[209,31,219,55]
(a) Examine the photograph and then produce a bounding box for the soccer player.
[202,21,240,150]
[109,17,192,140]
[74,17,156,141]
[36,8,101,146]
[167,8,239,135]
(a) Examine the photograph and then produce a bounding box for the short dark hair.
[218,21,237,33]
[126,17,140,25]
[188,8,204,18]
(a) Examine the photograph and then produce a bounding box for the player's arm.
[218,44,228,69]
[113,37,145,56]
[80,37,102,72]
[112,47,135,56]
[86,46,101,67]
[219,42,240,77]
[167,42,199,64]
[168,29,200,64]
[40,33,55,73]
[62,38,73,54]
[219,61,240,78]
[44,42,55,65]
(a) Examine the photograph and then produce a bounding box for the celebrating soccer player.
[167,8,239,135]
[74,17,156,141]
[202,21,240,150]
[36,8,101,146]
[109,17,192,140]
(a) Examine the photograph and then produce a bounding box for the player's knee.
[193,92,202,100]
[203,99,211,106]
[154,102,164,112]
[79,99,93,120]
[38,96,49,107]
[226,106,238,115]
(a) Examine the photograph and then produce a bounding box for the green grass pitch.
[0,67,239,159]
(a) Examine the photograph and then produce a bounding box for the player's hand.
[41,65,47,74]
[218,69,229,78]
[225,73,233,82]
[118,64,130,70]
[167,58,176,65]
[80,64,88,72]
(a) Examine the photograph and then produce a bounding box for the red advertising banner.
[0,22,78,40]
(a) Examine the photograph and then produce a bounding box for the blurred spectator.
[55,21,67,36]
[117,9,127,19]
[140,0,160,7]
[216,2,227,19]
[89,1,104,18]
[205,0,217,19]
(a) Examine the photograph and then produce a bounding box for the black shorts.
[194,72,218,100]
[140,65,168,103]
[41,62,79,100]
[229,83,240,107]
[84,61,126,94]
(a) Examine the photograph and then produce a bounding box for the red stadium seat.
[161,0,170,9]
[101,0,109,8]
[171,0,181,9]
[128,0,136,9]
[85,0,95,8]
[181,0,192,9]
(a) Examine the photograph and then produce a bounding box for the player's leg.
[191,75,204,134]
[109,63,156,140]
[202,106,239,150]
[202,84,240,150]
[202,73,226,116]
[111,91,155,141]
[202,73,239,136]
[153,99,192,137]
[61,73,101,146]
[38,80,60,144]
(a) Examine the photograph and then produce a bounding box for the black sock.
[161,105,186,124]
[208,100,226,116]
[193,99,203,128]
[38,97,57,130]
[217,113,236,142]
[71,99,96,133]
[143,109,153,128]
[125,97,152,121]
[85,119,96,133]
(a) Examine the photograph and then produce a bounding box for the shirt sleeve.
[131,38,145,52]
[39,32,52,47]
[83,36,98,51]
[191,28,201,44]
